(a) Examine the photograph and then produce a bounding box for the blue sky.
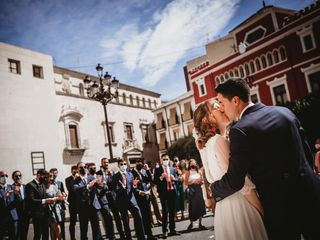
[0,0,314,100]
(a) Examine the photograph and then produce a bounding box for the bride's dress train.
[200,134,268,240]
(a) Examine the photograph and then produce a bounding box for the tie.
[166,168,173,191]
[122,173,127,187]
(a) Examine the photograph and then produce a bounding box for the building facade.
[185,1,320,106]
[153,91,195,157]
[0,42,161,182]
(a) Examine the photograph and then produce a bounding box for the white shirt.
[239,102,255,119]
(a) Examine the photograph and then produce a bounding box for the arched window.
[220,75,225,82]
[224,73,229,80]
[234,68,239,77]
[129,94,133,105]
[250,61,255,73]
[245,63,250,76]
[239,66,244,77]
[255,58,261,71]
[267,53,273,66]
[142,98,146,107]
[136,96,140,106]
[229,71,234,78]
[279,47,286,61]
[273,50,279,64]
[79,83,84,96]
[122,93,126,104]
[215,77,220,86]
[261,56,267,68]
[148,99,152,108]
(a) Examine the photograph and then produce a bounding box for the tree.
[167,135,201,165]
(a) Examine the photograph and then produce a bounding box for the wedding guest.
[149,162,162,226]
[132,159,157,240]
[26,169,56,240]
[12,170,30,240]
[50,168,66,240]
[185,159,206,231]
[154,154,181,239]
[173,159,185,221]
[44,171,66,240]
[0,170,19,239]
[96,158,125,239]
[113,159,146,240]
[65,165,79,240]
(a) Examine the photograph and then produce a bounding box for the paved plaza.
[27,211,215,240]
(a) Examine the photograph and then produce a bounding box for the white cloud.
[101,0,239,86]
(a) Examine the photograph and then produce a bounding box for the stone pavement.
[27,211,215,239]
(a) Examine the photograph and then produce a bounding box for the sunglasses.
[0,174,8,178]
[89,168,96,170]
[120,163,127,166]
[163,158,169,161]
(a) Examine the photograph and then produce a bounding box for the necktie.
[166,168,172,191]
[122,173,127,187]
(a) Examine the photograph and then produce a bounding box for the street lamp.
[83,63,119,161]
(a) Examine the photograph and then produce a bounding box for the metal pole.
[103,102,114,161]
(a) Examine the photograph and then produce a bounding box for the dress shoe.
[161,232,168,239]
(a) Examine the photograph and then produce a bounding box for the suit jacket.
[153,166,178,198]
[96,169,116,202]
[0,184,19,221]
[12,183,27,217]
[113,170,138,209]
[131,168,152,201]
[25,180,48,218]
[65,176,77,206]
[211,103,320,231]
[72,176,90,208]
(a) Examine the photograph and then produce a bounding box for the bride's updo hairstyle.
[193,101,217,150]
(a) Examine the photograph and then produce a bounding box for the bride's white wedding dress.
[200,134,268,240]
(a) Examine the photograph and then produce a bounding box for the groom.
[210,78,320,240]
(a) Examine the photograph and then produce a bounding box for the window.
[69,125,79,148]
[255,58,261,71]
[196,78,206,97]
[245,64,250,76]
[297,25,316,53]
[122,93,126,104]
[183,102,192,121]
[279,47,286,61]
[239,66,244,77]
[153,100,157,108]
[234,68,239,77]
[130,95,133,105]
[215,77,220,86]
[33,65,43,78]
[169,107,178,125]
[267,53,273,66]
[244,26,266,45]
[141,124,149,143]
[250,61,255,73]
[79,83,84,96]
[148,99,152,108]
[220,75,225,82]
[250,94,258,103]
[159,133,167,150]
[124,123,133,140]
[273,50,279,64]
[173,129,179,142]
[273,85,288,105]
[8,59,21,74]
[267,74,290,105]
[103,122,115,144]
[156,112,165,129]
[187,123,194,136]
[261,56,267,68]
[31,152,46,176]
[136,96,140,106]
[301,63,320,93]
[142,98,146,107]
[224,73,229,80]
[229,71,234,78]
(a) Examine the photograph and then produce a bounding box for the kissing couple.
[193,78,320,240]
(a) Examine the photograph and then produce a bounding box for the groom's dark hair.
[215,78,250,102]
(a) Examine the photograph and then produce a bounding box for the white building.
[153,91,195,157]
[0,42,161,182]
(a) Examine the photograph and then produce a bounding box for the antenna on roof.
[262,0,266,8]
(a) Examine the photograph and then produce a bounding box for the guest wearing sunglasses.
[12,170,30,240]
[113,159,146,240]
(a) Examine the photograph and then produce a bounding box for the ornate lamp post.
[83,64,119,161]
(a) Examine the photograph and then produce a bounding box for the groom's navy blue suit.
[211,103,320,240]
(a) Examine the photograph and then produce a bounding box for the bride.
[193,101,268,240]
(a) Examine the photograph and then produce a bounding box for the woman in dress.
[193,101,267,240]
[185,159,207,231]
[43,172,66,240]
[173,161,185,221]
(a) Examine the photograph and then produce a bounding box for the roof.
[54,65,161,98]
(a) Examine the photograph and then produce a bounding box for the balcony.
[156,119,166,130]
